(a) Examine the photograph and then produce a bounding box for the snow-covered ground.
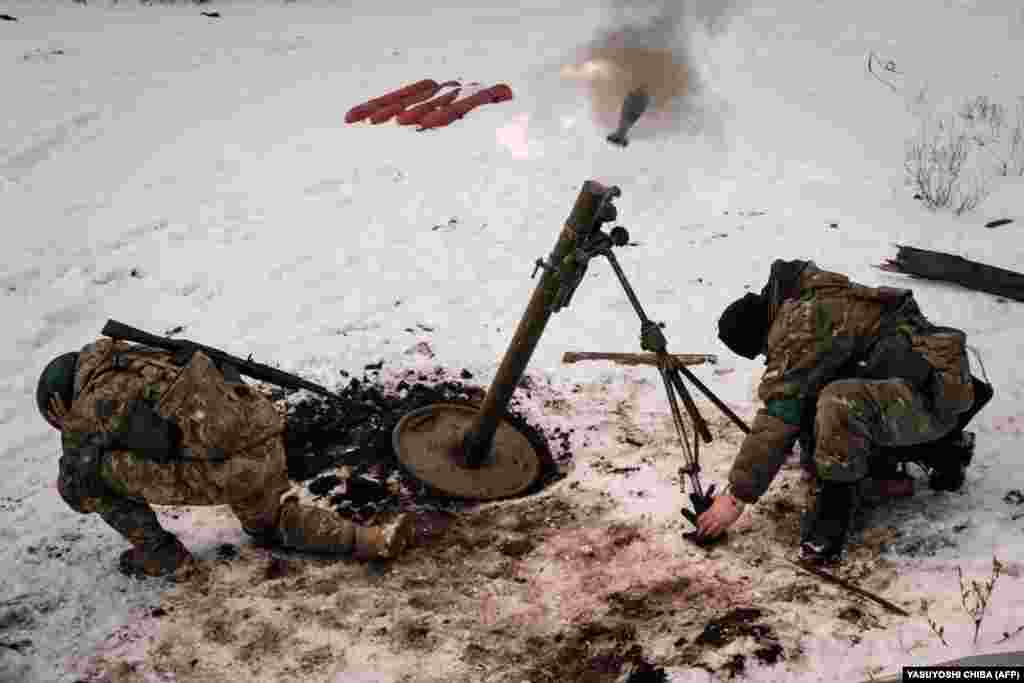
[2,1,1024,681]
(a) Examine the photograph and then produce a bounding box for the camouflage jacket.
[60,339,284,464]
[727,260,974,503]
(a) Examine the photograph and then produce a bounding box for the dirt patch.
[498,536,535,558]
[693,608,771,648]
[753,480,807,550]
[836,604,883,632]
[470,490,585,535]
[390,617,435,651]
[237,620,285,664]
[263,557,292,581]
[281,365,569,524]
[514,518,754,626]
[202,612,237,646]
[766,579,821,604]
[512,620,667,683]
[672,607,787,678]
[70,368,922,682]
[297,645,333,673]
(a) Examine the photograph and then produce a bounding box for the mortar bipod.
[535,185,752,531]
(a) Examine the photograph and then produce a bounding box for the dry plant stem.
[904,114,985,215]
[956,557,1004,646]
[905,95,1024,215]
[996,624,1024,644]
[1006,99,1024,176]
[926,614,950,647]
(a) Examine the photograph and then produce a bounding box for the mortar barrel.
[459,180,612,467]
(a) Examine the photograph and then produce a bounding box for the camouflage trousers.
[812,378,961,483]
[62,437,357,555]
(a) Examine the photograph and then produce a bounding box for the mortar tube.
[458,180,611,467]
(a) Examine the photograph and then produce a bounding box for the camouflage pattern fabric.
[62,339,283,463]
[728,261,974,503]
[727,411,801,503]
[758,263,906,405]
[812,377,960,483]
[56,339,364,558]
[72,486,168,547]
[276,496,356,553]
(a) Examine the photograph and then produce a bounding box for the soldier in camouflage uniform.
[697,259,992,562]
[37,338,414,579]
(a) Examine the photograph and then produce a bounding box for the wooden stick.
[561,351,717,367]
[785,559,911,616]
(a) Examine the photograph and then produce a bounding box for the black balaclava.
[717,292,770,359]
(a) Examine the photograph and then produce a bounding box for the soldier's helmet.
[717,293,770,360]
[36,352,78,429]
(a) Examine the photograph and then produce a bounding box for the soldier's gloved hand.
[110,401,182,463]
[58,442,110,508]
[696,493,746,539]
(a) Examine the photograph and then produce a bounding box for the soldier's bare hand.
[47,395,69,428]
[697,494,744,539]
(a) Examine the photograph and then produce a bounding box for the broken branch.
[785,559,911,616]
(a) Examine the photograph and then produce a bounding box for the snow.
[2,0,1024,681]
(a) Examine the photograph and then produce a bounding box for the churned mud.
[281,364,566,524]
[68,365,914,682]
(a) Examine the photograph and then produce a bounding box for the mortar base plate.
[392,402,543,500]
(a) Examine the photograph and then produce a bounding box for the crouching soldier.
[37,338,414,579]
[698,259,993,562]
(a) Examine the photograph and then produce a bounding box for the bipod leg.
[597,247,722,539]
[666,362,712,444]
[657,361,697,487]
[657,357,715,534]
[674,364,751,435]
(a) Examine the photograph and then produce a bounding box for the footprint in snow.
[21,305,93,350]
[304,178,354,204]
[0,266,43,294]
[263,36,311,56]
[172,279,221,302]
[267,255,314,282]
[104,219,171,252]
[1,111,101,180]
[19,47,69,63]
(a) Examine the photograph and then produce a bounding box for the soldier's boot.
[95,497,195,579]
[863,459,915,501]
[877,430,977,493]
[873,473,915,499]
[926,430,976,492]
[800,481,858,564]
[883,375,991,492]
[119,534,195,579]
[275,498,414,560]
[353,514,415,560]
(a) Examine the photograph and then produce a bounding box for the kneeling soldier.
[700,259,992,562]
[38,338,413,579]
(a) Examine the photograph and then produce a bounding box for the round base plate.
[392,403,543,500]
